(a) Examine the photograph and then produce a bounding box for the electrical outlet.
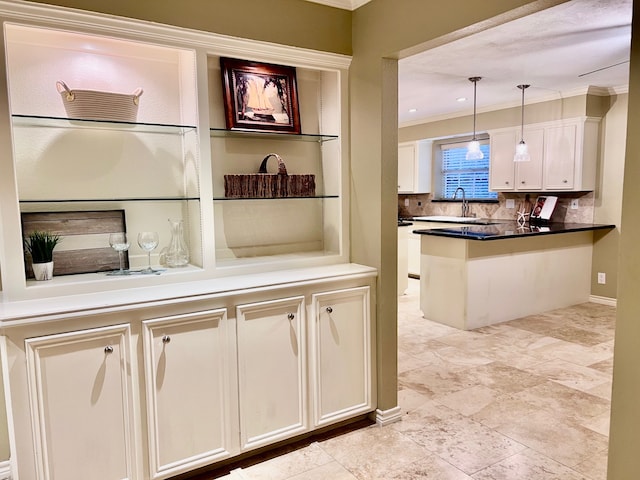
[571,199,579,209]
[404,198,409,207]
[598,272,606,284]
[506,199,515,209]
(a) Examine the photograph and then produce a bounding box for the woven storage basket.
[224,153,316,198]
[56,80,144,122]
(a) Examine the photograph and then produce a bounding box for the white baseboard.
[589,295,617,307]
[0,459,11,480]
[372,406,403,426]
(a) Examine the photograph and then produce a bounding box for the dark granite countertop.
[413,221,615,241]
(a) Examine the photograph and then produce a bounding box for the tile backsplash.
[398,192,595,223]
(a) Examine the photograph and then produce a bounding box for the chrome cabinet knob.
[162,335,171,344]
[104,345,113,354]
[326,306,333,313]
[287,313,295,320]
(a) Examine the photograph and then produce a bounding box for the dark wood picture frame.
[220,57,301,134]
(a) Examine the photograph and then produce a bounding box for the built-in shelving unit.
[0,7,350,301]
[0,5,370,480]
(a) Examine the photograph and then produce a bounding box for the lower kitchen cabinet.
[4,266,377,479]
[25,324,137,480]
[311,287,373,427]
[236,296,307,451]
[142,309,234,479]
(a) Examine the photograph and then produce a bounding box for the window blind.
[440,142,497,200]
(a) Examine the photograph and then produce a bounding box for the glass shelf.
[209,128,338,143]
[12,114,197,135]
[19,197,201,204]
[213,195,339,201]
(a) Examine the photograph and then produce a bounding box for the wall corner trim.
[372,406,403,426]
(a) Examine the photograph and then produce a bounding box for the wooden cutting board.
[21,210,128,277]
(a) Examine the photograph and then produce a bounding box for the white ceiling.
[399,0,632,127]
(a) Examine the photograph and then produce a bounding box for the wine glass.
[137,231,159,274]
[108,232,130,275]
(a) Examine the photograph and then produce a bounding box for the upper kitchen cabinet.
[489,127,544,191]
[208,55,349,272]
[398,140,431,193]
[544,118,599,190]
[488,117,599,193]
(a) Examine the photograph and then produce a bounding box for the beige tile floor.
[208,279,615,480]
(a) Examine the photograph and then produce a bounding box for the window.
[440,140,497,200]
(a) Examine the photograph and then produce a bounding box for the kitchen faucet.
[453,187,470,217]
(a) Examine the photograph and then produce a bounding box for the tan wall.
[591,94,626,299]
[608,0,640,475]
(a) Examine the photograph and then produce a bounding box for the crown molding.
[303,0,371,10]
[399,84,629,128]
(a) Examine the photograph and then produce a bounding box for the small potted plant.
[24,230,62,281]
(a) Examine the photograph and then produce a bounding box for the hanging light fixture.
[466,76,484,160]
[514,84,531,162]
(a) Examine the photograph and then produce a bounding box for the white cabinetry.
[490,126,544,191]
[236,296,307,451]
[142,309,234,479]
[488,117,599,192]
[489,130,517,191]
[408,227,421,278]
[25,324,137,480]
[398,140,431,193]
[398,225,409,294]
[311,286,373,426]
[6,266,376,480]
[544,119,599,191]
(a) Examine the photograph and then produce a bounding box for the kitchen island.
[414,222,615,330]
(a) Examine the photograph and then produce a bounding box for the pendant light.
[465,76,484,160]
[514,84,531,162]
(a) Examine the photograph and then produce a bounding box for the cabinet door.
[236,296,307,450]
[25,324,137,480]
[515,127,544,190]
[311,286,373,426]
[407,231,421,277]
[142,309,233,479]
[398,142,417,193]
[489,130,516,190]
[544,123,577,190]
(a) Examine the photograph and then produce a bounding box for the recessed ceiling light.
[408,108,417,113]
[457,97,467,102]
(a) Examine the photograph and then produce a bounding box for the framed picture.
[530,195,558,221]
[220,57,301,134]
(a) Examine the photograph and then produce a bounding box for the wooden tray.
[21,210,127,277]
[224,153,316,198]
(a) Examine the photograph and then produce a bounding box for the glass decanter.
[165,218,189,267]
